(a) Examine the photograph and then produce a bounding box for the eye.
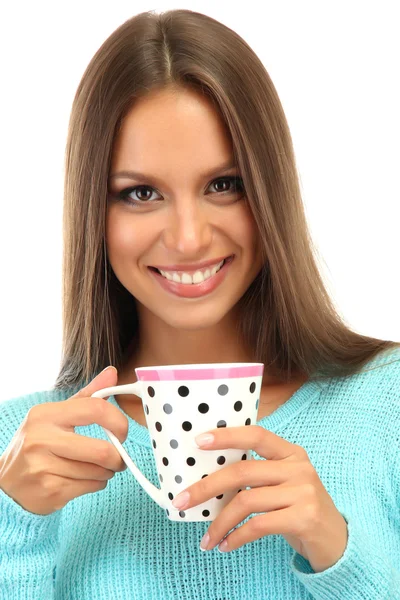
[111,176,245,207]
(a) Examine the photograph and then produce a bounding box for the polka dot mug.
[92,362,264,522]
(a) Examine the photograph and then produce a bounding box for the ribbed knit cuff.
[291,513,400,599]
[0,487,61,549]
[0,487,61,599]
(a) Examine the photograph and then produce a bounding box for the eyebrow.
[108,160,238,183]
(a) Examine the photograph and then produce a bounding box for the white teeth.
[158,259,225,285]
[192,270,204,284]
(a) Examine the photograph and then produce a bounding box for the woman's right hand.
[0,366,128,515]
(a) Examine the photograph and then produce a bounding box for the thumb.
[73,366,118,400]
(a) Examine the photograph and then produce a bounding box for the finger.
[195,425,304,461]
[49,474,110,507]
[71,366,118,400]
[47,455,116,481]
[172,459,299,510]
[202,485,302,551]
[48,431,127,472]
[29,395,128,444]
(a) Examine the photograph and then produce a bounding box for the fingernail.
[200,532,210,551]
[172,490,190,509]
[218,539,229,552]
[195,433,214,447]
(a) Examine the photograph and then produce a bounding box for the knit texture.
[1,348,400,599]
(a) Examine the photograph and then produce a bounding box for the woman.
[0,9,399,600]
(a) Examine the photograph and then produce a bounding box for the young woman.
[0,9,399,600]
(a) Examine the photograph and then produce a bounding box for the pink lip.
[150,255,232,274]
[148,256,234,298]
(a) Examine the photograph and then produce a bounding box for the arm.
[0,395,60,600]
[291,511,400,599]
[0,490,60,600]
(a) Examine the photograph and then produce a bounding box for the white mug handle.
[91,383,167,510]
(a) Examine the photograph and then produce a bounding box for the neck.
[120,305,282,386]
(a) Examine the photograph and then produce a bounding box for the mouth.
[147,255,235,298]
[148,255,234,285]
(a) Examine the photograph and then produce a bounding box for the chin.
[151,305,234,331]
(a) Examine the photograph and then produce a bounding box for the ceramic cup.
[92,362,264,521]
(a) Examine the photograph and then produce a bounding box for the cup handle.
[91,383,167,510]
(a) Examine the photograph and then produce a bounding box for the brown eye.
[209,176,244,195]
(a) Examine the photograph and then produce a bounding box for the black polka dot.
[187,457,196,466]
[201,474,208,479]
[182,421,192,431]
[216,494,224,500]
[178,386,189,397]
[234,401,243,412]
[217,456,226,465]
[163,403,173,414]
[218,384,229,396]
[168,492,174,500]
[175,475,182,483]
[250,382,256,393]
[245,418,251,425]
[155,422,162,432]
[198,403,209,414]
[148,386,155,397]
[166,509,169,516]
[170,439,178,449]
[242,453,247,460]
[179,511,186,518]
[162,457,169,466]
[152,439,156,449]
[145,404,149,415]
[202,510,210,517]
[159,473,163,482]
[217,420,227,427]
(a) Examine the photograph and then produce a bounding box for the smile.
[148,256,234,298]
[156,259,225,285]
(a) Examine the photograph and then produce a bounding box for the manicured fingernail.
[218,539,229,552]
[195,433,214,447]
[200,532,210,551]
[172,490,190,509]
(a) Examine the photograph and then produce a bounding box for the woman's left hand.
[171,425,348,573]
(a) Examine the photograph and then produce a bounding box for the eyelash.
[113,176,245,207]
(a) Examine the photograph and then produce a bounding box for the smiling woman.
[0,7,400,600]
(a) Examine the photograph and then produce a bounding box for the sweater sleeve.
[0,489,61,600]
[0,392,64,600]
[290,512,400,599]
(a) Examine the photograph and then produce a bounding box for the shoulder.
[0,386,79,453]
[326,346,400,401]
[322,347,400,447]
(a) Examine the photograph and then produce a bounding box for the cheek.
[228,204,261,254]
[105,207,143,263]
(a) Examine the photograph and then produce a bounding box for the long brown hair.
[54,9,399,390]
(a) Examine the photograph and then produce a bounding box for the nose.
[162,199,213,256]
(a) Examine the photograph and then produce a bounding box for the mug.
[92,362,264,522]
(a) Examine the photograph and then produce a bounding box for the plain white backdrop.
[0,1,399,402]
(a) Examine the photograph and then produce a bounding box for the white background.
[0,1,399,402]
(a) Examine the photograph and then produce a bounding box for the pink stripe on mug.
[136,364,264,381]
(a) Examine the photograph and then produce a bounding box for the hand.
[0,367,128,515]
[171,425,348,573]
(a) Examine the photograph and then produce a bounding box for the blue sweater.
[1,348,400,599]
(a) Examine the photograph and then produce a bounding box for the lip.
[149,255,232,274]
[148,256,234,299]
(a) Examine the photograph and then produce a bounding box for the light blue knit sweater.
[1,348,400,599]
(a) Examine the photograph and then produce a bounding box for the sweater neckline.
[107,378,330,447]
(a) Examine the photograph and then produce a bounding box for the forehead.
[111,88,234,171]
